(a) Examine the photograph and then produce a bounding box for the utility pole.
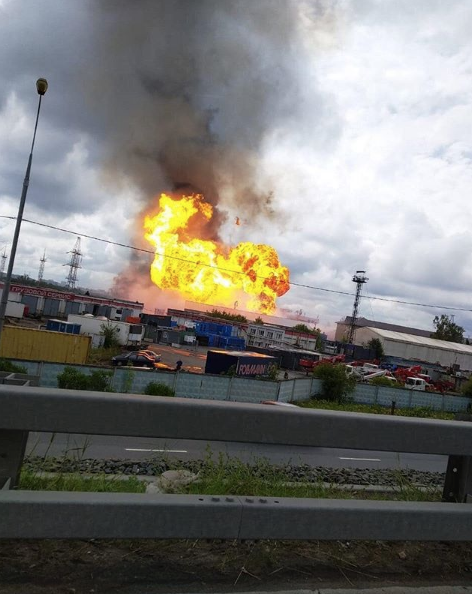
[0,78,48,346]
[347,270,368,344]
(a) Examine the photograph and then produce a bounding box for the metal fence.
[1,385,472,541]
[7,358,472,411]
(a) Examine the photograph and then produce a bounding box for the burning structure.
[144,193,289,314]
[94,2,338,312]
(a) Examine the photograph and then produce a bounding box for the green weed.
[19,471,145,493]
[296,399,454,420]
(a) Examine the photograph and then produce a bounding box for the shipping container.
[67,314,145,346]
[0,326,91,364]
[6,301,25,319]
[205,350,277,376]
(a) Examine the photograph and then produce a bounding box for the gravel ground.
[23,456,445,488]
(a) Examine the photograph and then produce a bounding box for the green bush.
[312,363,356,403]
[370,376,399,388]
[462,377,472,398]
[0,358,27,374]
[57,367,112,391]
[144,381,175,396]
[88,369,113,391]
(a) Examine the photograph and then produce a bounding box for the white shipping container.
[67,314,145,346]
[6,301,25,318]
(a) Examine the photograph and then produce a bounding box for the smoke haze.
[86,0,339,298]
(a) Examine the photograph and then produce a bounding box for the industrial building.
[0,281,144,321]
[168,308,321,352]
[245,323,319,350]
[353,326,472,370]
[335,316,432,342]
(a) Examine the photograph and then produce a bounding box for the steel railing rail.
[1,385,472,455]
[1,384,472,540]
[2,491,472,541]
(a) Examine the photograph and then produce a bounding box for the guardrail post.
[0,429,29,490]
[443,413,472,503]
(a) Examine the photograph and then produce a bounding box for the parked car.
[136,349,162,362]
[111,351,161,368]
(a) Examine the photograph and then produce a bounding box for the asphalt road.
[26,432,447,472]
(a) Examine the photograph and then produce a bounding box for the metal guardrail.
[2,492,472,541]
[1,384,472,540]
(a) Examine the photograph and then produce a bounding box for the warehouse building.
[0,281,144,320]
[354,326,472,370]
[335,316,432,341]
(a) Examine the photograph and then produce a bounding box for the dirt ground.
[1,539,472,593]
[147,343,307,379]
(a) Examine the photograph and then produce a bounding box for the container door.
[43,299,60,316]
[21,295,38,314]
[65,301,81,315]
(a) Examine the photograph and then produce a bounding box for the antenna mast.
[65,237,82,289]
[37,249,46,284]
[0,249,7,277]
[347,270,368,344]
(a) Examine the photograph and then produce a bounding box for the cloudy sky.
[1,0,472,337]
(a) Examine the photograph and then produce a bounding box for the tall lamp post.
[0,78,48,346]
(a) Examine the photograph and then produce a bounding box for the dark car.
[111,351,161,368]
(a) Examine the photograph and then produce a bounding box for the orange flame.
[144,193,290,314]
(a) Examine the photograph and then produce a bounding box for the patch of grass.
[0,358,27,373]
[182,454,441,502]
[19,470,146,493]
[296,398,455,420]
[87,346,121,365]
[144,381,175,396]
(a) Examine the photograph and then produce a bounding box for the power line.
[1,214,472,313]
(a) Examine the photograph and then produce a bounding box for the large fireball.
[144,193,290,314]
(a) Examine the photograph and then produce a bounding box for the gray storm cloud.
[88,0,338,232]
[83,0,341,298]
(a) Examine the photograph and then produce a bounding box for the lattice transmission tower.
[347,270,368,344]
[0,248,7,277]
[37,250,47,284]
[65,237,82,289]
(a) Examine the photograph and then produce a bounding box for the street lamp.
[0,79,48,346]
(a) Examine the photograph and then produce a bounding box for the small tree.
[432,314,464,343]
[100,322,120,349]
[266,364,278,381]
[313,363,356,403]
[254,316,264,325]
[367,338,384,359]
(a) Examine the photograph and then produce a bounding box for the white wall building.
[245,324,319,351]
[246,324,285,348]
[354,327,472,370]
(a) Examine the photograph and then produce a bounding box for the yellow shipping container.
[0,326,91,364]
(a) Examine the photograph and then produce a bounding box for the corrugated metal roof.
[366,327,472,354]
[340,316,431,337]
